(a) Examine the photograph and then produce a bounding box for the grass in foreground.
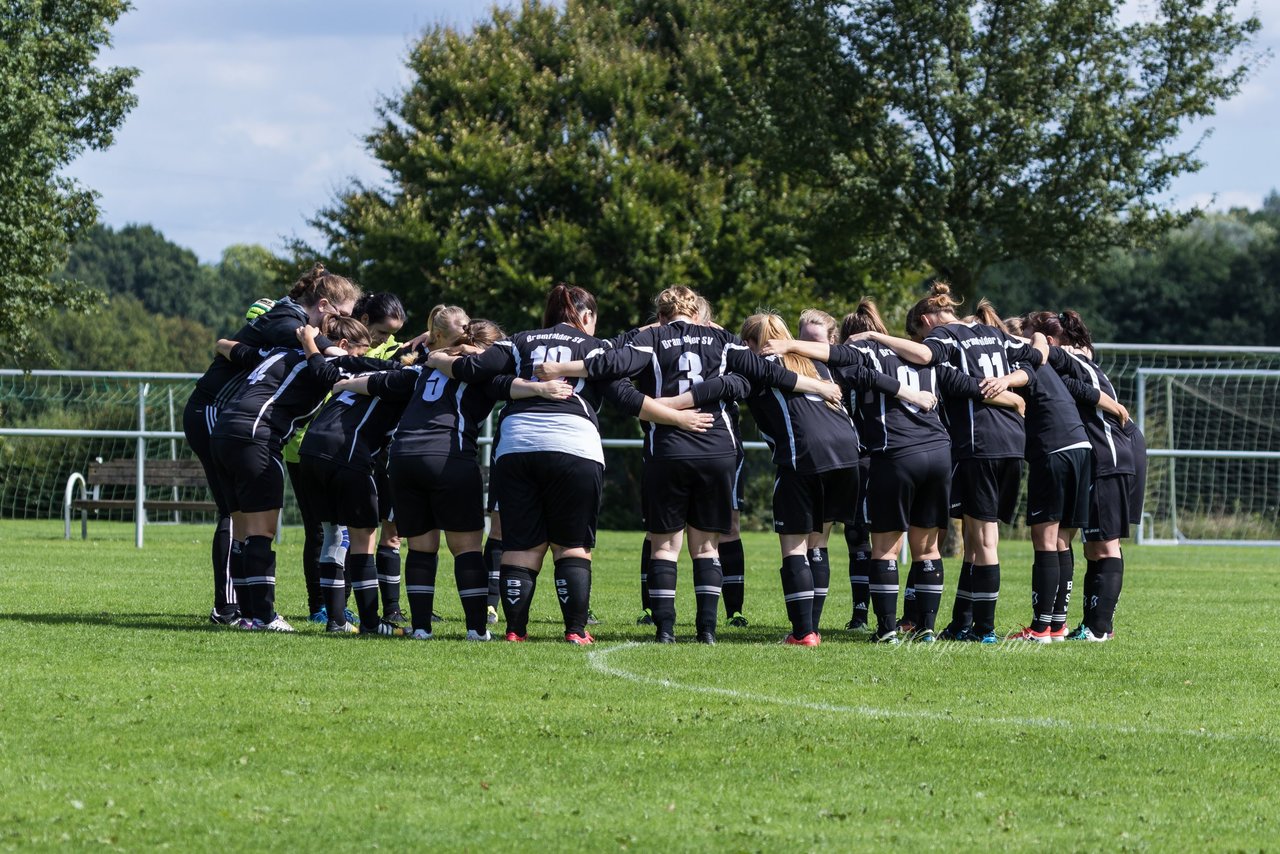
[1,520,1277,850]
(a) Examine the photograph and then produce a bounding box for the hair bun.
[930,281,952,297]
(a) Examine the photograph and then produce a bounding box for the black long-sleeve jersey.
[582,320,801,460]
[828,342,988,458]
[297,358,427,471]
[1016,358,1090,461]
[922,322,1042,460]
[193,296,335,408]
[1046,347,1136,477]
[733,358,860,473]
[451,323,643,431]
[211,346,396,451]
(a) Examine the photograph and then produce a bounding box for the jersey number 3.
[676,351,705,395]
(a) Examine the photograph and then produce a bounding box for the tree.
[836,0,1262,294]
[0,0,137,365]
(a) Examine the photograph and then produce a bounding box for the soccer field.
[1,521,1276,850]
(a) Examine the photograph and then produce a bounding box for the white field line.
[586,642,1267,744]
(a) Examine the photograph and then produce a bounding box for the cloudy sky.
[65,0,1280,262]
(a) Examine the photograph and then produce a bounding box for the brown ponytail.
[322,315,370,348]
[840,298,888,339]
[905,280,963,337]
[971,298,1008,334]
[443,319,507,355]
[289,262,362,310]
[543,283,597,331]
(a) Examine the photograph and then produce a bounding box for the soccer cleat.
[408,628,433,640]
[586,609,600,626]
[636,609,655,626]
[486,605,499,625]
[431,611,443,623]
[914,629,937,644]
[845,618,867,632]
[326,620,358,634]
[505,631,527,643]
[209,608,241,626]
[233,617,256,631]
[343,608,359,627]
[1006,625,1052,644]
[307,606,328,625]
[727,612,749,628]
[655,631,676,644]
[1048,624,1068,643]
[1065,624,1111,642]
[361,619,405,637]
[384,608,407,626]
[938,624,970,641]
[696,631,717,645]
[869,629,900,645]
[565,631,595,645]
[975,630,999,644]
[896,619,917,637]
[465,629,492,642]
[785,632,821,647]
[256,615,296,633]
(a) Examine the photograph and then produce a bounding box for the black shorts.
[642,456,735,534]
[390,455,485,538]
[772,467,859,535]
[867,447,951,533]
[950,457,1022,524]
[494,451,603,551]
[1127,424,1147,524]
[209,436,285,514]
[732,448,746,511]
[375,458,395,522]
[1026,447,1092,528]
[1084,474,1132,542]
[182,394,230,514]
[486,457,501,513]
[297,455,380,528]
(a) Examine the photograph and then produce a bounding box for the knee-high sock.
[483,537,503,608]
[900,560,920,627]
[554,557,592,636]
[1091,555,1124,636]
[1081,559,1100,628]
[242,535,276,623]
[970,564,1000,636]
[639,537,652,612]
[301,519,322,615]
[376,545,402,615]
[346,552,380,627]
[1031,550,1060,631]
[228,538,247,617]
[1052,546,1074,629]
[320,554,348,624]
[213,515,237,612]
[453,550,489,633]
[867,558,899,636]
[500,565,536,637]
[404,550,439,633]
[648,558,678,635]
[808,547,830,631]
[692,557,723,634]
[720,538,745,617]
[779,554,815,638]
[914,558,944,632]
[846,528,870,623]
[948,561,974,632]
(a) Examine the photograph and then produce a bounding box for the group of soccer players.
[185,268,1143,646]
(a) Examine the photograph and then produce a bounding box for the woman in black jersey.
[831,312,876,632]
[336,318,576,641]
[1024,311,1140,642]
[537,287,842,644]
[855,284,1047,643]
[185,264,361,625]
[428,284,712,645]
[208,315,397,632]
[766,301,1025,643]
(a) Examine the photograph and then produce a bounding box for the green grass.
[2,520,1277,850]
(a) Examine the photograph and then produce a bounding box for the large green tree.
[836,0,1261,294]
[0,0,137,364]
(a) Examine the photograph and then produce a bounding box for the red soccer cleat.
[505,631,527,643]
[1006,625,1052,644]
[784,631,821,647]
[565,631,595,645]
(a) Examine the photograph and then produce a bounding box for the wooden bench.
[64,459,216,539]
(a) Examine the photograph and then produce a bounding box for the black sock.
[867,558,899,635]
[453,550,489,633]
[779,554,815,638]
[483,537,503,608]
[720,538,745,617]
[971,564,1000,635]
[901,561,921,627]
[914,558,944,632]
[948,561,974,632]
[554,557,593,636]
[228,538,246,618]
[847,534,870,624]
[1031,550,1059,631]
[692,556,723,634]
[320,557,347,624]
[213,515,236,612]
[376,545,402,616]
[1091,555,1124,636]
[405,550,439,633]
[1052,546,1074,630]
[500,565,536,637]
[242,535,275,623]
[639,538,652,612]
[301,521,322,614]
[1081,559,1100,628]
[347,552,380,627]
[808,547,830,631]
[648,558,677,634]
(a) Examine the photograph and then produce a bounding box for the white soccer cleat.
[257,615,295,633]
[408,628,433,640]
[465,629,492,642]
